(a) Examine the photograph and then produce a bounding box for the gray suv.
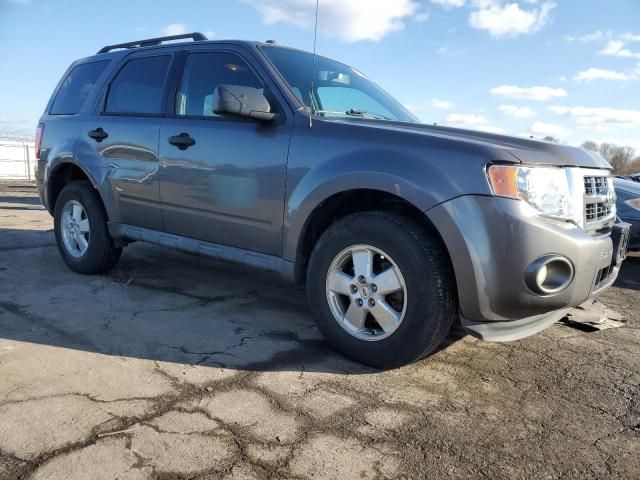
[35,33,631,368]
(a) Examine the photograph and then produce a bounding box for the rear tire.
[306,211,456,369]
[54,181,122,274]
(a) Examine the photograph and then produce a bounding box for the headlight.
[487,165,574,221]
[626,198,640,211]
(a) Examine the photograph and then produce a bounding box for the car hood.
[337,119,612,170]
[614,178,640,194]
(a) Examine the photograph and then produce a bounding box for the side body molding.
[108,223,296,281]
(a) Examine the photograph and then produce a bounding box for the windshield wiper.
[346,108,393,120]
[313,109,393,121]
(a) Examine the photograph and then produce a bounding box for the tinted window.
[176,52,263,117]
[106,55,171,114]
[50,60,110,115]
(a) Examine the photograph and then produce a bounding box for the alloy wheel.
[326,244,407,341]
[61,200,90,258]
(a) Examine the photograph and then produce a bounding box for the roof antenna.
[309,0,319,128]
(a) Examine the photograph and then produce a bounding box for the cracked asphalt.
[0,181,638,480]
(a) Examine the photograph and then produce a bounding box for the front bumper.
[427,195,630,341]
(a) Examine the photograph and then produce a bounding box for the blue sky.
[1,0,639,149]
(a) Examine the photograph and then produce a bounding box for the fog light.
[536,265,548,287]
[525,255,574,295]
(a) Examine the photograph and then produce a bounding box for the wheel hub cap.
[61,200,90,258]
[326,244,407,342]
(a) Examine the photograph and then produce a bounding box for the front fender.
[281,116,507,263]
[282,167,431,262]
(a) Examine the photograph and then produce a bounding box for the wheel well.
[48,164,93,213]
[295,189,453,284]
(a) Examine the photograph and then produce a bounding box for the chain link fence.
[0,141,36,181]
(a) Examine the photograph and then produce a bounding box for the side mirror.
[212,85,277,122]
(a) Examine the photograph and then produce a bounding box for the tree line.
[580,141,640,175]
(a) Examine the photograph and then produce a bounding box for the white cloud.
[564,30,604,43]
[431,0,466,7]
[402,99,454,120]
[436,45,467,56]
[403,102,429,115]
[469,1,556,38]
[573,67,634,83]
[498,104,536,118]
[550,106,640,132]
[432,98,455,109]
[599,40,640,59]
[243,0,419,42]
[490,85,567,101]
[161,23,188,36]
[447,113,489,125]
[445,113,506,134]
[528,121,571,138]
[621,33,640,42]
[204,31,216,39]
[472,125,507,134]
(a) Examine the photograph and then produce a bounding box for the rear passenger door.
[85,52,175,231]
[158,48,292,255]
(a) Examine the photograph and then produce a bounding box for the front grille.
[594,265,615,289]
[582,174,615,234]
[585,202,612,221]
[583,176,607,195]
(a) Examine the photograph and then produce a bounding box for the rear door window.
[105,55,171,115]
[50,60,110,115]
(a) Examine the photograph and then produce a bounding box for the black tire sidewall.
[307,212,454,368]
[53,182,120,274]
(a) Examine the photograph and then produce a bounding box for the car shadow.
[0,222,466,374]
[0,183,44,206]
[615,254,640,292]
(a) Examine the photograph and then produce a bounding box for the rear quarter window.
[50,60,111,115]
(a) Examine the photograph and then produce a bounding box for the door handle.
[168,132,196,150]
[88,128,108,142]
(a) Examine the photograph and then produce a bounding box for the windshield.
[261,45,418,123]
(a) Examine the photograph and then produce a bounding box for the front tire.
[306,211,456,369]
[54,181,122,274]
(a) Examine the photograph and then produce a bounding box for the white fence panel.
[0,141,36,181]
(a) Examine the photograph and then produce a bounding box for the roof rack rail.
[97,32,208,54]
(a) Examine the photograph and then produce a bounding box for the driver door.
[158,49,291,255]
